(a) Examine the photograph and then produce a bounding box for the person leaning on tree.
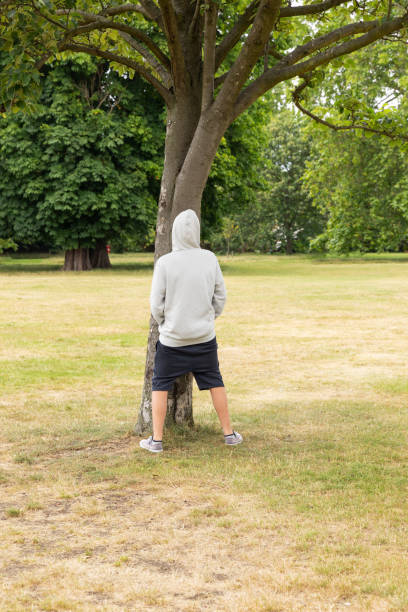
[139,209,243,453]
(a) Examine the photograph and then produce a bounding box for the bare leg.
[210,386,233,435]
[152,390,168,440]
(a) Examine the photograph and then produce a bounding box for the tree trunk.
[134,98,203,435]
[63,247,92,271]
[90,240,111,269]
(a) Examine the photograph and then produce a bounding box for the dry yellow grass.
[1,252,408,611]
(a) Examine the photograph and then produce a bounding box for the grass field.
[1,251,408,611]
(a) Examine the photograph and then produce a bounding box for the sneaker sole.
[139,441,163,453]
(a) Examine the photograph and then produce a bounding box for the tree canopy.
[1,1,407,118]
[304,125,408,253]
[0,54,164,254]
[3,0,407,224]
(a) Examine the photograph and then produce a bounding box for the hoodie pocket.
[158,340,175,353]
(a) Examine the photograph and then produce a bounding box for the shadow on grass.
[308,253,408,265]
[2,251,408,276]
[0,263,64,273]
[0,258,154,274]
[109,262,153,272]
[0,252,62,273]
[218,252,408,277]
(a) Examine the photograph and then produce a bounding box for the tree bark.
[63,247,92,271]
[90,240,111,268]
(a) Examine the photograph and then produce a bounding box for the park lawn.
[1,251,408,611]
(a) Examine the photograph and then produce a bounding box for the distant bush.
[0,238,18,254]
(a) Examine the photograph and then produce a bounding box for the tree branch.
[214,0,351,71]
[201,0,218,111]
[172,0,190,15]
[157,0,186,91]
[56,42,174,106]
[215,0,282,110]
[279,0,350,17]
[214,71,229,88]
[264,38,270,71]
[215,0,259,70]
[30,0,68,30]
[292,76,408,141]
[55,3,163,28]
[117,31,172,86]
[280,18,381,66]
[138,0,163,24]
[383,33,408,44]
[101,1,162,25]
[55,3,162,26]
[188,0,202,37]
[233,12,408,119]
[268,43,284,60]
[55,11,170,69]
[0,0,15,9]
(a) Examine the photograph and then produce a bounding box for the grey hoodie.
[150,209,227,347]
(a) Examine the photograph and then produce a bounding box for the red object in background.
[106,244,111,253]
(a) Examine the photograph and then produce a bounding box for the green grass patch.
[2,252,408,610]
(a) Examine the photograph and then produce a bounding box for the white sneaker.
[139,435,163,453]
[224,431,243,445]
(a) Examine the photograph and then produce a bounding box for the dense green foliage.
[304,128,408,253]
[293,40,408,147]
[209,111,325,254]
[0,237,17,254]
[0,54,163,252]
[253,112,324,254]
[300,41,408,254]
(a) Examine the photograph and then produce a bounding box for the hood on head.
[171,209,201,251]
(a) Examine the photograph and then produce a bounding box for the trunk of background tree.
[63,247,92,271]
[90,240,111,269]
[285,233,293,255]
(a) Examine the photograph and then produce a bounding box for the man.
[139,208,243,453]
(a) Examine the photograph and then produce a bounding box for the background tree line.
[1,44,408,261]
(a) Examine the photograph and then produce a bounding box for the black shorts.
[151,335,225,391]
